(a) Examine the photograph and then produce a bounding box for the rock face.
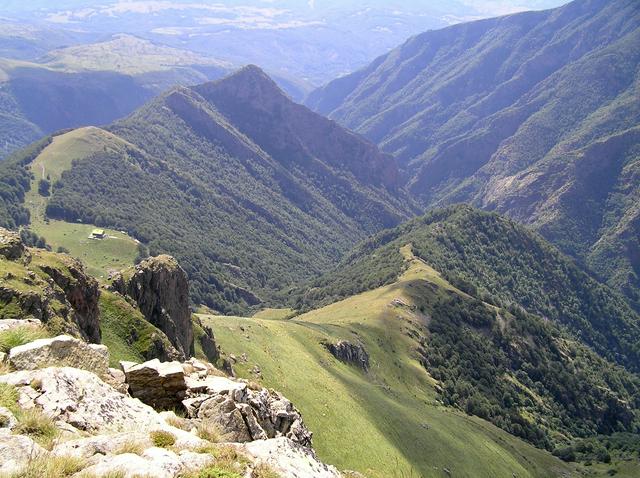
[323,340,369,371]
[0,229,101,342]
[9,335,109,377]
[121,359,188,409]
[111,255,193,359]
[183,372,312,446]
[0,228,26,260]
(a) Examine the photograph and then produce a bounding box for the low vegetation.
[0,326,49,353]
[14,407,60,449]
[8,455,85,478]
[149,430,176,448]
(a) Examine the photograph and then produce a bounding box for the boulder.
[121,359,187,409]
[240,437,342,478]
[110,255,193,359]
[0,406,17,430]
[8,335,109,378]
[322,340,370,371]
[0,434,47,475]
[0,228,26,260]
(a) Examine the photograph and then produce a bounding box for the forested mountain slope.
[20,66,413,313]
[307,0,640,308]
[290,205,640,374]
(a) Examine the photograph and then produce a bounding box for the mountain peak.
[196,64,288,107]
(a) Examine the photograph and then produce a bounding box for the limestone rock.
[0,228,26,260]
[0,433,47,474]
[0,367,164,433]
[121,359,187,409]
[0,406,17,430]
[0,318,42,332]
[241,437,342,478]
[8,335,109,378]
[323,340,370,371]
[110,255,193,359]
[52,432,152,460]
[183,374,312,447]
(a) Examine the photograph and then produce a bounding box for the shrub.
[149,430,176,448]
[0,326,49,353]
[14,408,60,449]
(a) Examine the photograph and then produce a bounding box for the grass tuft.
[10,454,84,477]
[0,326,49,353]
[14,408,60,449]
[251,463,281,478]
[0,382,19,413]
[114,439,145,455]
[197,420,223,443]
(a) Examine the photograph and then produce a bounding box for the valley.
[0,0,639,477]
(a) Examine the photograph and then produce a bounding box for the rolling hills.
[307,0,640,309]
[207,207,640,477]
[6,66,414,314]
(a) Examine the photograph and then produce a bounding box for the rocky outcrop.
[121,359,188,409]
[0,229,100,342]
[8,335,109,378]
[183,371,312,446]
[120,357,313,447]
[0,318,42,332]
[110,255,193,359]
[323,340,370,371]
[0,228,26,261]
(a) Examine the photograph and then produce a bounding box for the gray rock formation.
[0,228,101,342]
[0,434,47,475]
[110,255,193,359]
[0,228,25,260]
[9,335,109,378]
[120,359,188,409]
[183,373,312,447]
[323,340,370,371]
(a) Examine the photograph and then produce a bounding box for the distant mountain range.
[307,0,640,309]
[0,35,312,160]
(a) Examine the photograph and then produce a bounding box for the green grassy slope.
[306,0,640,308]
[22,128,138,279]
[204,270,575,477]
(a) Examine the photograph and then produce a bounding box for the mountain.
[306,0,640,309]
[209,206,640,477]
[6,66,413,314]
[0,35,231,160]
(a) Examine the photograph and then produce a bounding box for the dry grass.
[165,413,191,431]
[14,408,60,449]
[9,455,85,478]
[251,462,281,478]
[114,439,145,455]
[197,420,224,443]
